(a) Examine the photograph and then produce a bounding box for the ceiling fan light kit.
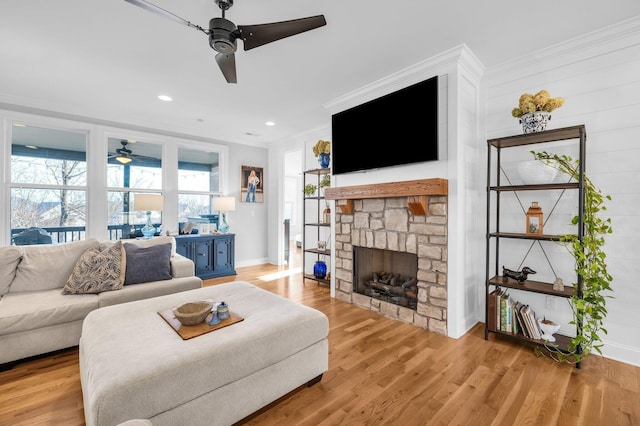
[115,154,133,164]
[113,140,134,164]
[124,0,326,83]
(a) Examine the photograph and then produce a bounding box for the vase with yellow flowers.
[512,90,565,134]
[313,139,331,168]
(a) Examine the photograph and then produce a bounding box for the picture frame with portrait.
[241,165,264,203]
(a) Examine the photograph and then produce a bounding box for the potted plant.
[512,90,565,133]
[304,183,317,197]
[313,140,331,168]
[532,150,613,365]
[320,173,330,189]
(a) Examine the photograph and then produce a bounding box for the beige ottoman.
[80,281,329,426]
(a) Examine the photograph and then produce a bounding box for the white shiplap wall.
[484,16,640,366]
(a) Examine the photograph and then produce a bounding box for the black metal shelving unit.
[485,125,586,367]
[303,168,331,286]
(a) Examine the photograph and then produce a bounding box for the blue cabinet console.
[174,233,236,279]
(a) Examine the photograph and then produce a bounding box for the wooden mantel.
[323,178,448,215]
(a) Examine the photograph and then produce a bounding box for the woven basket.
[173,302,213,326]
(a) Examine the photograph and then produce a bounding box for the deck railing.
[10,224,157,244]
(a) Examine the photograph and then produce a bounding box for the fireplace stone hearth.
[333,194,448,335]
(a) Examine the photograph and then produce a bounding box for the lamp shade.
[213,197,236,212]
[135,194,164,212]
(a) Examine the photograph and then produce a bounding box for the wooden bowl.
[173,302,212,326]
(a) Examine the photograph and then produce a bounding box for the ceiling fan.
[124,0,327,83]
[109,140,135,164]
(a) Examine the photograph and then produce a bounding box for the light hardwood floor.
[1,247,638,425]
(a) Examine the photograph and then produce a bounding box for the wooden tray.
[158,308,244,340]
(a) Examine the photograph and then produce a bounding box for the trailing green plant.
[320,173,330,188]
[304,183,317,197]
[532,150,613,365]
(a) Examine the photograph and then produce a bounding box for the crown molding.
[323,44,484,115]
[486,15,640,84]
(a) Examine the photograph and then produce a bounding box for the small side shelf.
[305,222,331,227]
[490,182,579,192]
[490,329,574,353]
[304,248,331,256]
[488,276,574,297]
[489,232,571,241]
[302,274,330,286]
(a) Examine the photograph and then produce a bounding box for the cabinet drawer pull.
[198,253,206,256]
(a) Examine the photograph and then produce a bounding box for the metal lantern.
[526,201,544,235]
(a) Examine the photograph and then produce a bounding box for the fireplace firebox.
[354,247,418,310]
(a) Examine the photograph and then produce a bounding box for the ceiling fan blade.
[238,15,326,51]
[124,0,207,33]
[215,52,237,83]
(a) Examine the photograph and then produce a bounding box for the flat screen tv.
[331,75,438,175]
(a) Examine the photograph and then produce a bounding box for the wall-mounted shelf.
[324,178,448,215]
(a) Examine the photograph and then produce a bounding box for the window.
[10,124,88,243]
[3,114,229,245]
[107,138,163,239]
[177,147,220,230]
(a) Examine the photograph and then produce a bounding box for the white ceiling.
[2,1,640,147]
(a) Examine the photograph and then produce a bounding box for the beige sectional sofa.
[0,236,202,366]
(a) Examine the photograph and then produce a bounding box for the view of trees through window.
[106,138,163,237]
[10,125,87,242]
[9,125,223,243]
[177,147,220,227]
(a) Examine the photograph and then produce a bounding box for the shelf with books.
[487,287,574,353]
[485,125,586,367]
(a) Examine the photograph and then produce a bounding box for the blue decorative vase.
[313,260,327,279]
[318,153,330,169]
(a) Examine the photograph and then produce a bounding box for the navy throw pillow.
[124,242,172,285]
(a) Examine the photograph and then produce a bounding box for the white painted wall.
[484,16,640,366]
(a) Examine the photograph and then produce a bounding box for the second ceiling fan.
[124,0,326,83]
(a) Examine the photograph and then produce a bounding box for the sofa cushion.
[124,243,172,285]
[101,236,177,257]
[63,241,126,294]
[9,239,100,293]
[0,246,22,296]
[0,289,99,335]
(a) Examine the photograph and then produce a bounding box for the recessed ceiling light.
[158,95,173,102]
[265,121,275,126]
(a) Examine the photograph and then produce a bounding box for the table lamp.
[135,194,164,238]
[213,197,236,233]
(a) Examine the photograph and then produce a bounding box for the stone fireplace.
[325,179,448,335]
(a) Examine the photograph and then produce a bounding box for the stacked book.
[488,287,541,340]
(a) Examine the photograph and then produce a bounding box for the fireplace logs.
[364,272,418,309]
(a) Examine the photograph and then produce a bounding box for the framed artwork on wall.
[241,165,264,203]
